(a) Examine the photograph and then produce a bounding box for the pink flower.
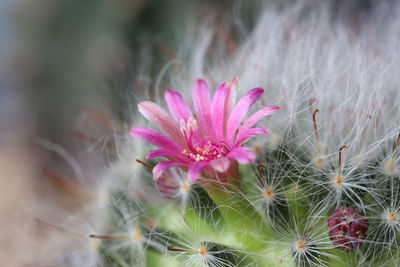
[130,78,280,183]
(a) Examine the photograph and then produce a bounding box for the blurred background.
[0,0,383,265]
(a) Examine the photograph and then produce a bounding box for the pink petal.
[210,157,231,173]
[153,161,186,181]
[192,79,213,139]
[226,146,255,164]
[164,90,193,123]
[130,127,183,153]
[223,77,237,130]
[188,162,208,183]
[138,101,185,147]
[226,88,264,144]
[235,127,269,146]
[211,82,228,139]
[145,149,188,163]
[235,105,280,143]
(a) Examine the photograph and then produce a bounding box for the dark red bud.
[328,207,368,250]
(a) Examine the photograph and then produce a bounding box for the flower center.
[183,139,231,162]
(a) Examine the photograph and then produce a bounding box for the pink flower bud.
[328,207,368,250]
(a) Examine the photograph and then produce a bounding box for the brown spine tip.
[167,246,193,253]
[302,228,313,239]
[89,234,126,240]
[136,159,154,171]
[339,146,348,168]
[257,165,268,187]
[338,146,348,177]
[312,109,320,145]
[393,132,400,156]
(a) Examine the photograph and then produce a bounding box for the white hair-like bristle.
[37,1,400,266]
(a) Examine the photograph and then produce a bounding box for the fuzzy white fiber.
[39,1,400,266]
[164,0,400,159]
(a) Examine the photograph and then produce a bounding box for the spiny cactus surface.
[44,2,400,266]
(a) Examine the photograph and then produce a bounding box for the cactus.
[39,1,400,266]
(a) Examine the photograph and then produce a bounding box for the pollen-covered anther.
[183,140,231,162]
